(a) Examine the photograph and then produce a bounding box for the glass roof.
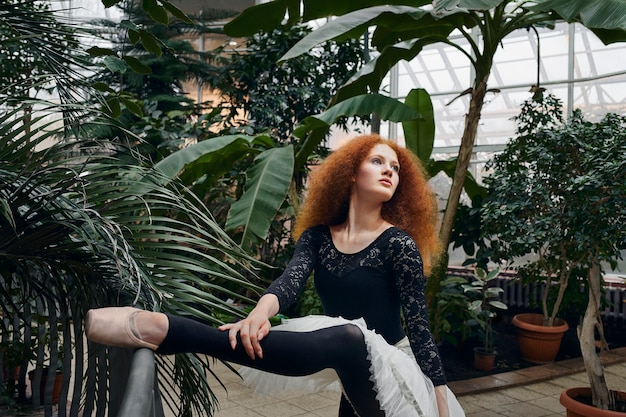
[61,3,626,153]
[378,22,626,151]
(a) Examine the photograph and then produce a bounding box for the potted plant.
[430,276,480,348]
[483,93,626,413]
[1,341,23,406]
[481,94,573,363]
[1,341,24,384]
[1,320,38,405]
[463,267,508,371]
[27,367,64,406]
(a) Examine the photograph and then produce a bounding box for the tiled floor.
[205,347,626,417]
[204,362,342,417]
[458,357,626,417]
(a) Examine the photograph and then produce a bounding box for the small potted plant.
[1,341,24,384]
[1,331,37,404]
[463,267,508,371]
[430,275,480,348]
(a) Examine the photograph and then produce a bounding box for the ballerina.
[86,134,465,417]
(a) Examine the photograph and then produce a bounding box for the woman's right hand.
[218,294,279,360]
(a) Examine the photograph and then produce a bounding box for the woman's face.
[353,144,400,202]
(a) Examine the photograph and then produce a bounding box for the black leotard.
[264,225,446,386]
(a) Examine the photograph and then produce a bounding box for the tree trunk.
[578,260,611,409]
[426,76,488,304]
[371,113,381,135]
[438,78,488,247]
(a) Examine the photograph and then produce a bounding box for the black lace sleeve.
[388,231,447,386]
[262,227,320,311]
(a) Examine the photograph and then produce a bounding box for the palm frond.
[2,2,263,414]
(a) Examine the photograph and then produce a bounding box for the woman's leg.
[338,393,359,417]
[86,309,383,417]
[159,314,382,417]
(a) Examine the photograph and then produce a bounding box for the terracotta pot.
[2,365,20,382]
[28,368,63,405]
[512,313,568,363]
[560,387,626,417]
[473,347,496,371]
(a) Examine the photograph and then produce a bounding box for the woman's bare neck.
[330,215,393,254]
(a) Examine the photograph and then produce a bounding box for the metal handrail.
[117,348,163,417]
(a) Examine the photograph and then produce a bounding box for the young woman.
[86,134,465,417]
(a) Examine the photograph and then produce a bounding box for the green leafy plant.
[86,1,235,160]
[482,94,569,328]
[212,25,365,145]
[430,276,477,347]
[450,195,501,272]
[463,268,508,353]
[481,93,626,410]
[0,336,37,404]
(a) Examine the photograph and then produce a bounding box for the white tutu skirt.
[238,315,465,417]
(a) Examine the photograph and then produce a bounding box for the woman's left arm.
[389,232,450,417]
[435,385,450,417]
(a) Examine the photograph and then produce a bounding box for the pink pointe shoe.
[85,306,159,350]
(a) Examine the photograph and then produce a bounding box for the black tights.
[157,315,383,417]
[339,393,360,417]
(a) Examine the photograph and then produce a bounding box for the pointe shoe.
[85,307,159,350]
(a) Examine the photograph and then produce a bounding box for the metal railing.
[496,276,626,320]
[117,348,164,417]
[447,266,626,320]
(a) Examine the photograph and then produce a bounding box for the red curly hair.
[293,134,441,276]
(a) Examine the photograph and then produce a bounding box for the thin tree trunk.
[578,259,611,409]
[426,76,488,304]
[371,113,381,134]
[438,77,488,247]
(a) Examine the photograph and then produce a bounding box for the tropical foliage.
[429,276,478,347]
[449,195,500,272]
[0,1,263,416]
[212,24,365,145]
[87,0,236,160]
[192,24,365,261]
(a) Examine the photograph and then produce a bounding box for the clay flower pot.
[512,313,568,363]
[28,368,63,405]
[560,387,626,417]
[473,347,496,371]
